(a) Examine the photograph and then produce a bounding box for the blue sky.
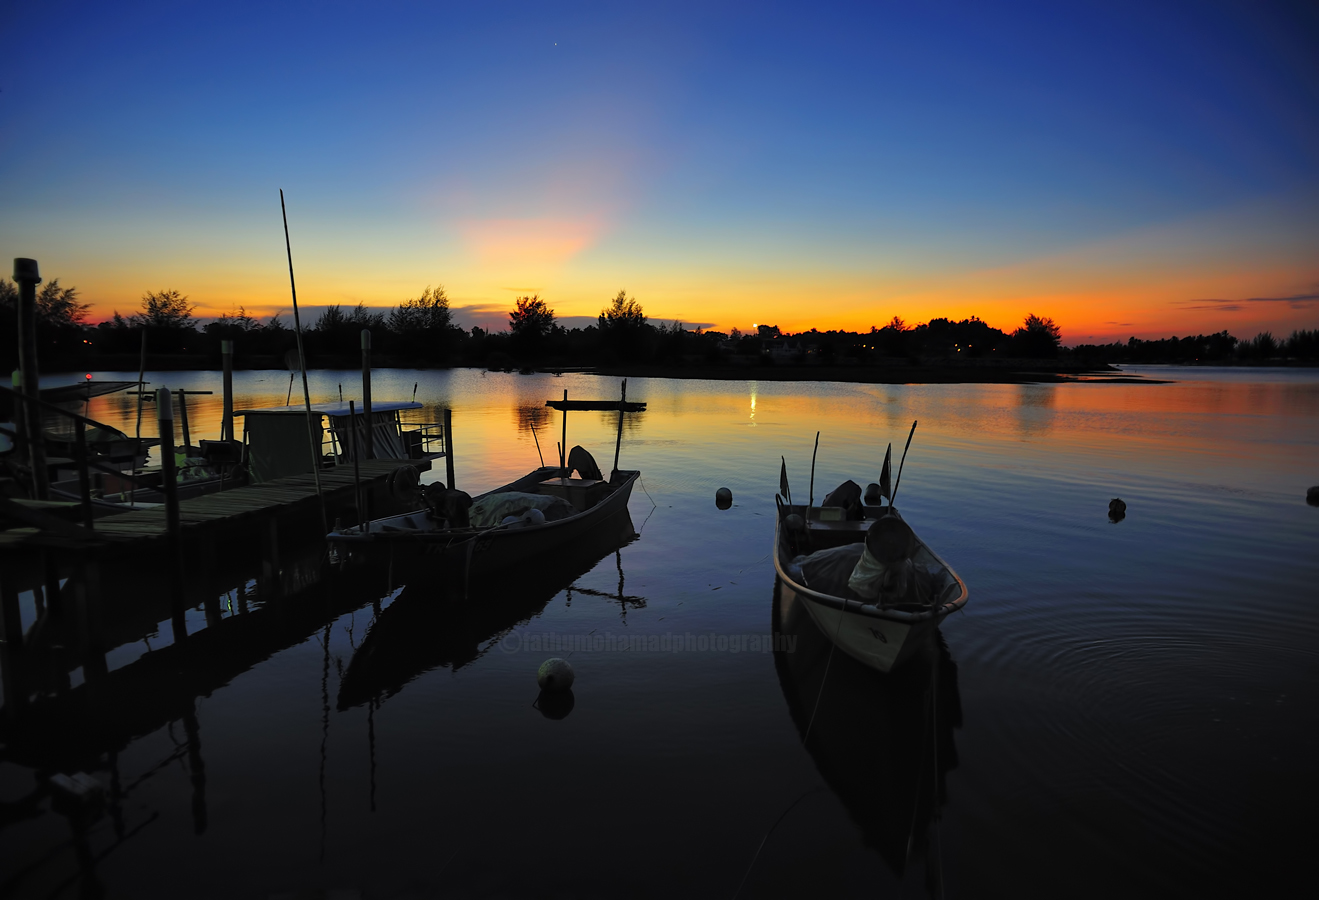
[2,0,1316,340]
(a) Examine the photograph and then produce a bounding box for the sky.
[1,0,1317,343]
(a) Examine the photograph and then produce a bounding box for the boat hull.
[788,581,936,673]
[772,512,967,674]
[331,469,640,580]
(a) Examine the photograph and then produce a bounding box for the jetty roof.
[234,401,423,417]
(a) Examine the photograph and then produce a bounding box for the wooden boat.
[773,503,968,673]
[336,507,639,710]
[772,578,960,878]
[330,385,642,580]
[328,466,639,578]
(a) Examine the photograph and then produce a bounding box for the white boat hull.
[791,584,935,673]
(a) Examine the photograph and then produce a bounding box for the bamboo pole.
[279,189,327,533]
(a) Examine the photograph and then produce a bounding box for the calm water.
[5,366,1317,897]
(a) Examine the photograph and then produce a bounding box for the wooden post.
[560,389,568,470]
[259,517,279,600]
[75,418,94,529]
[220,339,234,441]
[158,389,179,535]
[361,329,374,458]
[75,557,107,682]
[613,379,627,478]
[443,408,455,490]
[0,572,25,718]
[0,573,23,654]
[177,389,192,454]
[13,258,47,500]
[130,329,147,507]
[349,400,363,528]
[158,389,186,643]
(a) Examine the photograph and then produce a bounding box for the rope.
[802,605,848,745]
[730,787,821,899]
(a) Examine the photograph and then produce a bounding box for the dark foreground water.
[4,366,1317,898]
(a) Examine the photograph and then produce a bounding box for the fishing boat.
[772,422,968,672]
[327,384,643,580]
[772,578,960,878]
[336,507,640,710]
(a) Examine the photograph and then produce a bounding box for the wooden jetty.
[7,458,428,546]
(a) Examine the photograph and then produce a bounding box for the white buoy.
[537,658,575,692]
[715,487,732,509]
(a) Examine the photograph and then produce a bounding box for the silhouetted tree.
[598,290,647,360]
[509,295,556,360]
[389,285,456,363]
[1013,313,1062,358]
[131,289,196,329]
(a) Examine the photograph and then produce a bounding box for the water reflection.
[773,580,961,887]
[0,529,394,896]
[336,509,639,710]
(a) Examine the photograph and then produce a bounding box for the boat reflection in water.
[337,508,640,713]
[773,579,962,888]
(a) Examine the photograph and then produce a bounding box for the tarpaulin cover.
[469,491,575,528]
[247,413,322,483]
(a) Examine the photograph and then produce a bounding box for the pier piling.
[361,329,374,458]
[13,258,47,500]
[221,340,234,441]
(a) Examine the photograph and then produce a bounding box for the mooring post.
[75,417,94,529]
[158,389,186,643]
[220,339,234,441]
[158,389,180,535]
[259,517,280,600]
[361,329,374,458]
[560,389,568,471]
[443,407,455,489]
[76,556,107,684]
[177,389,192,455]
[613,379,627,478]
[13,258,48,499]
[349,400,363,528]
[0,571,25,718]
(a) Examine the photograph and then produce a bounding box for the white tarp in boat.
[469,491,575,528]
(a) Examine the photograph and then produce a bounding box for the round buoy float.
[537,658,575,692]
[785,513,805,533]
[536,689,575,720]
[715,487,733,510]
[864,483,883,505]
[1108,498,1127,522]
[1307,486,1319,507]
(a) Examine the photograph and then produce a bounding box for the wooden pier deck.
[0,458,430,549]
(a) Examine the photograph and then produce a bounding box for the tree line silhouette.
[2,278,1315,372]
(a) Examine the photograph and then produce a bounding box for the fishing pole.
[890,420,918,504]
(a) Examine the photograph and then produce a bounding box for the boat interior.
[359,464,637,536]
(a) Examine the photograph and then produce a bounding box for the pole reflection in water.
[772,579,962,891]
[336,509,640,713]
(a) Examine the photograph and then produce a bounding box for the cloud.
[461,218,602,269]
[1176,292,1319,311]
[1104,321,1135,326]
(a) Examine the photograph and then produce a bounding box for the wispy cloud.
[1176,292,1319,311]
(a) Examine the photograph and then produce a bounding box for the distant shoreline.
[582,363,1169,385]
[44,358,1177,386]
